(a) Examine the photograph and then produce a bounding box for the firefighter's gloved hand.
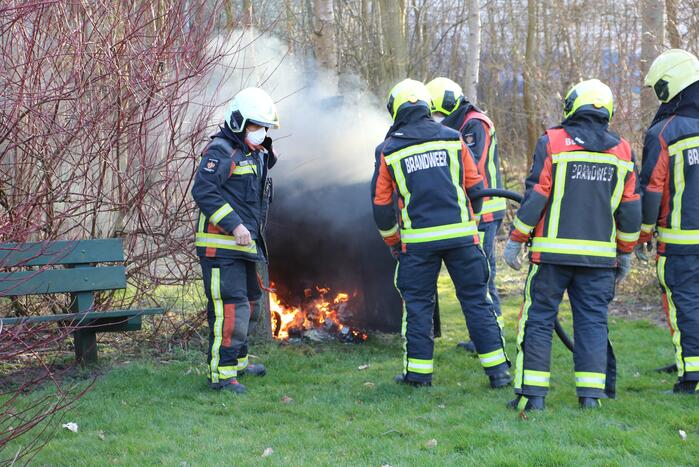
[503,239,523,270]
[616,253,632,283]
[233,224,252,246]
[261,136,278,168]
[389,243,401,260]
[634,241,653,262]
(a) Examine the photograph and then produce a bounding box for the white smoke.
[206,30,391,190]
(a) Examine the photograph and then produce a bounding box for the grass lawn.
[8,269,699,466]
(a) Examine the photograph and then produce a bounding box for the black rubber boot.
[210,379,246,394]
[507,395,545,411]
[579,397,602,409]
[673,381,699,394]
[489,370,513,389]
[240,363,267,377]
[457,341,477,353]
[394,374,432,387]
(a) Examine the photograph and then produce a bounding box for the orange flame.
[269,285,366,341]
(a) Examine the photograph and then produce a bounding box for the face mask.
[433,114,445,123]
[246,127,266,145]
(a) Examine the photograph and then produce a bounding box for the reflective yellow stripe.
[523,370,550,387]
[232,166,256,175]
[609,165,629,242]
[480,197,507,214]
[198,213,206,233]
[641,223,655,234]
[379,224,399,238]
[658,256,685,377]
[514,264,539,390]
[196,233,258,254]
[235,355,249,371]
[486,129,499,189]
[551,152,635,171]
[657,227,699,245]
[548,160,568,238]
[513,216,534,236]
[217,365,237,379]
[209,268,225,382]
[685,356,699,371]
[401,221,478,243]
[530,238,616,257]
[210,204,234,226]
[447,145,470,224]
[617,230,640,243]
[407,358,433,374]
[575,371,606,389]
[384,140,462,165]
[671,146,686,229]
[479,348,506,368]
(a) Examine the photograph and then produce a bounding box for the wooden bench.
[0,239,164,364]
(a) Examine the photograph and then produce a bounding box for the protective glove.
[503,239,523,270]
[634,241,652,262]
[616,253,632,283]
[390,243,401,260]
[261,136,278,168]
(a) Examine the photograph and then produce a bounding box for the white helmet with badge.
[227,87,280,132]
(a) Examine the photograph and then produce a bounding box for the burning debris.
[270,285,368,343]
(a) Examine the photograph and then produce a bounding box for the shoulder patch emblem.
[202,157,219,173]
[464,133,475,146]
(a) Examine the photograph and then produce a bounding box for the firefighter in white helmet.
[192,87,280,393]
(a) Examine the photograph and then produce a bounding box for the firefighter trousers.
[514,263,617,398]
[395,245,509,384]
[657,255,699,382]
[200,257,262,383]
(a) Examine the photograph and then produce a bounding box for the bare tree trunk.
[242,0,253,29]
[665,0,681,48]
[379,0,407,91]
[313,0,338,91]
[465,0,481,101]
[523,0,538,167]
[641,0,666,125]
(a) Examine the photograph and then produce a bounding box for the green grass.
[7,270,699,466]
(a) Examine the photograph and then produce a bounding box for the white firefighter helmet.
[226,87,280,132]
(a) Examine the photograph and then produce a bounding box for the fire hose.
[433,188,575,352]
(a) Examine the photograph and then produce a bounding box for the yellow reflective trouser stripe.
[479,348,507,368]
[530,238,616,257]
[235,355,249,371]
[514,264,539,390]
[217,366,237,379]
[685,356,699,371]
[641,223,655,234]
[209,268,227,382]
[523,370,550,387]
[407,358,434,374]
[210,203,234,225]
[658,256,685,376]
[617,230,640,242]
[400,221,478,243]
[394,263,408,376]
[575,372,606,389]
[657,227,699,245]
[196,233,257,254]
[513,216,534,236]
[379,224,399,238]
[480,198,507,214]
[232,166,256,175]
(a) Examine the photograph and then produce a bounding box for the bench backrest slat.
[0,239,124,268]
[0,267,127,296]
